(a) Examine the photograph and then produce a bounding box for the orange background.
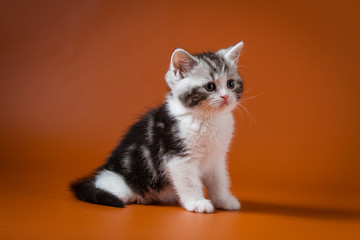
[1,0,359,239]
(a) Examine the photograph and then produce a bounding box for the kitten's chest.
[178,114,234,152]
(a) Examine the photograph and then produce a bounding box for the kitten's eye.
[204,82,216,92]
[227,79,235,89]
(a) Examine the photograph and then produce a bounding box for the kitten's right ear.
[170,49,199,78]
[218,41,244,65]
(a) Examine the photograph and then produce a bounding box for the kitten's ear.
[220,41,244,65]
[170,49,199,78]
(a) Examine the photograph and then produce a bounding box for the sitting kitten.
[70,42,244,213]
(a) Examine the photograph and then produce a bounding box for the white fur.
[165,97,240,213]
[146,117,154,144]
[122,144,136,171]
[95,170,137,204]
[140,145,158,179]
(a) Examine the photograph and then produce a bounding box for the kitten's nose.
[221,94,229,101]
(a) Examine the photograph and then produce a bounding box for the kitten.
[70,42,244,213]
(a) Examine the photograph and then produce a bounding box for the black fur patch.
[234,79,244,100]
[103,104,186,196]
[179,87,209,107]
[195,52,228,77]
[70,104,187,205]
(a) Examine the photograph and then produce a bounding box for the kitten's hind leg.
[166,157,214,213]
[95,170,138,205]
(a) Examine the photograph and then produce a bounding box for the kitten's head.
[165,42,244,116]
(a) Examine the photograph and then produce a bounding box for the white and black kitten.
[71,42,244,213]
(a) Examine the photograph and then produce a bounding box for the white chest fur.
[180,114,233,145]
[175,113,234,165]
[167,98,234,156]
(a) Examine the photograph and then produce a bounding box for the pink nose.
[221,94,229,101]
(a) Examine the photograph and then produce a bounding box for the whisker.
[234,106,245,122]
[238,102,255,124]
[240,92,263,102]
[237,65,253,70]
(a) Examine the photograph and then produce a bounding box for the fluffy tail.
[70,177,124,208]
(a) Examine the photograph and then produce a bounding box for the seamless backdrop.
[0,0,359,239]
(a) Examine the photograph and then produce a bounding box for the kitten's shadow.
[240,200,360,221]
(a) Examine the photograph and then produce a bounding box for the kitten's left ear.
[220,41,244,65]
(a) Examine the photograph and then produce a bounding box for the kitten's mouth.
[217,100,230,108]
[222,99,230,105]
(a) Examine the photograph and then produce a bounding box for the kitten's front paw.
[184,199,215,213]
[213,195,241,211]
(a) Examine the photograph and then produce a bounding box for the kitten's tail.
[70,176,124,208]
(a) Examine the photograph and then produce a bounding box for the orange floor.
[0,166,360,239]
[1,169,359,240]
